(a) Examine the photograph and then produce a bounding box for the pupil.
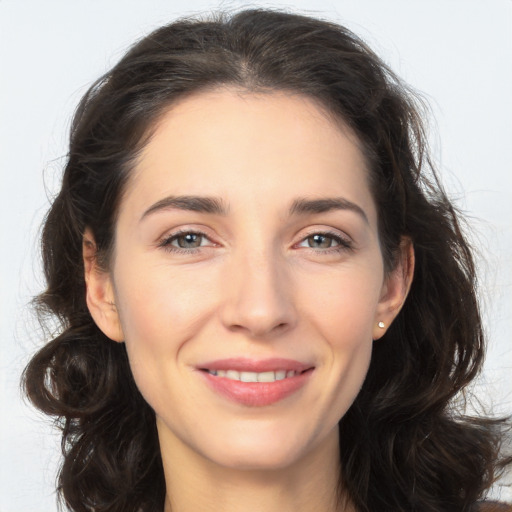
[179,233,201,248]
[310,234,330,248]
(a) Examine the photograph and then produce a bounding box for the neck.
[159,422,353,512]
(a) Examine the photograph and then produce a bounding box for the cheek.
[300,265,381,407]
[313,284,376,426]
[111,259,224,405]
[111,269,200,408]
[302,264,383,343]
[114,262,213,348]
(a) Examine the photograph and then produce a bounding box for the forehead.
[121,88,376,224]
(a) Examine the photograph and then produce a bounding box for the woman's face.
[87,89,409,472]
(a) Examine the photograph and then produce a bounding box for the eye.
[158,230,214,253]
[172,232,205,249]
[297,231,353,252]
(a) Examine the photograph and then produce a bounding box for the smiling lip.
[197,358,314,407]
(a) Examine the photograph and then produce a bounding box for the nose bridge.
[220,240,296,337]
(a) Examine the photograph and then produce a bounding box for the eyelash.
[158,229,215,255]
[158,229,353,255]
[297,231,354,253]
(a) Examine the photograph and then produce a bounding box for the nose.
[219,248,297,338]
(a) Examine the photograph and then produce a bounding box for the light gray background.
[1,1,511,510]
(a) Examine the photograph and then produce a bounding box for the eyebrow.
[289,197,369,224]
[140,195,369,224]
[141,196,229,220]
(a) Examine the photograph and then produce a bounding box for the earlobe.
[373,238,415,340]
[83,228,124,343]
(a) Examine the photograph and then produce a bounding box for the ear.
[373,237,415,340]
[83,228,124,342]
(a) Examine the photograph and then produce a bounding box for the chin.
[210,444,306,472]
[201,424,330,472]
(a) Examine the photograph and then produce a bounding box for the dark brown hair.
[23,9,510,512]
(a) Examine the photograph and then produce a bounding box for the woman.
[23,9,511,512]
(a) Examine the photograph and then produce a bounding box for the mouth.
[200,368,309,382]
[197,358,315,407]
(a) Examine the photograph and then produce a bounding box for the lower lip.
[200,370,313,407]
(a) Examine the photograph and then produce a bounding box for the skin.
[84,88,414,512]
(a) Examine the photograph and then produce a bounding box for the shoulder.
[477,502,512,512]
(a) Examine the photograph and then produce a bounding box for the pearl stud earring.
[378,321,385,328]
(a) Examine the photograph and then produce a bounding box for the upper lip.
[197,357,314,373]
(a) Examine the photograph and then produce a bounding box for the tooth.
[208,369,299,382]
[257,371,276,382]
[226,370,240,380]
[240,371,258,382]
